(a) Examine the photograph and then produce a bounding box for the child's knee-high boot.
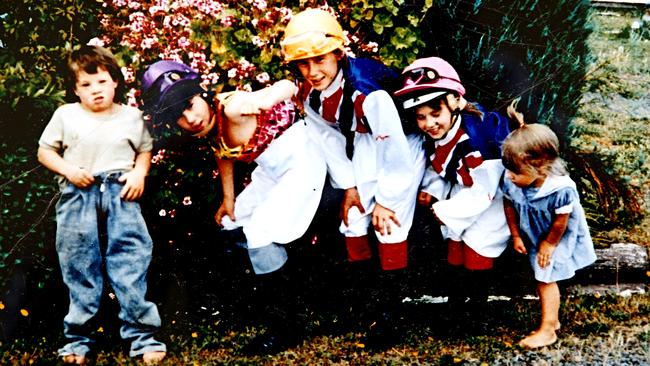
[243,263,303,355]
[343,258,377,330]
[364,268,408,350]
[466,268,493,305]
[445,264,469,306]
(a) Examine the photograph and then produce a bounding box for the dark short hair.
[66,45,125,102]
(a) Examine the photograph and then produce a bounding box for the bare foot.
[143,351,166,364]
[529,321,561,335]
[62,354,86,365]
[519,330,557,348]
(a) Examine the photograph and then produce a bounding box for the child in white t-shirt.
[37,45,166,365]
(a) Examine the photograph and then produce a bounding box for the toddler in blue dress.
[501,111,597,348]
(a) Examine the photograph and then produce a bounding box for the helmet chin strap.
[191,91,217,138]
[445,94,466,132]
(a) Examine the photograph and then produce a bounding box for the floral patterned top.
[211,93,296,163]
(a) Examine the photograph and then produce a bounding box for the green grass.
[1,292,648,365]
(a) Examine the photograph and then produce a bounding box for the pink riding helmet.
[393,57,466,109]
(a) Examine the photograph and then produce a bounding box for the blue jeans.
[55,172,166,357]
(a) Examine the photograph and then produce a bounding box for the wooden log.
[592,243,648,270]
[575,243,649,284]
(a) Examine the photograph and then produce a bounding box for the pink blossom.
[125,88,138,107]
[148,5,167,16]
[253,0,267,10]
[221,15,235,27]
[87,38,105,47]
[121,66,135,84]
[182,196,193,206]
[201,72,219,85]
[177,36,191,49]
[251,35,265,47]
[141,36,159,50]
[256,72,270,84]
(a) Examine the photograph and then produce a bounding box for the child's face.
[295,52,342,91]
[505,167,545,188]
[176,95,212,135]
[74,67,118,114]
[414,99,453,140]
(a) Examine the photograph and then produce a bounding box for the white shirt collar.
[435,114,463,147]
[320,70,344,99]
[533,174,575,199]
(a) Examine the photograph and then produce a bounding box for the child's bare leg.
[520,281,559,348]
[143,351,166,364]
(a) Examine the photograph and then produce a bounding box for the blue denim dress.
[502,175,597,283]
[55,171,166,357]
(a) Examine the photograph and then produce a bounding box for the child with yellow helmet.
[281,8,426,348]
[282,8,425,274]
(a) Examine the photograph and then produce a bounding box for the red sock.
[378,241,408,271]
[345,235,372,262]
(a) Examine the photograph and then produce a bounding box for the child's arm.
[37,147,95,188]
[118,151,151,201]
[537,213,569,268]
[503,198,527,255]
[231,80,298,116]
[214,157,236,226]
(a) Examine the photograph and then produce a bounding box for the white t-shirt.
[38,103,153,186]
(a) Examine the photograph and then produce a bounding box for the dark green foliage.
[0,0,103,305]
[416,0,592,139]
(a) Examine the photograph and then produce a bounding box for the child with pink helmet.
[394,56,514,304]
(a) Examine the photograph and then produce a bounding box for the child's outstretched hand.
[513,236,528,255]
[239,100,264,116]
[65,166,95,188]
[215,198,235,226]
[119,170,145,201]
[536,240,556,268]
[417,191,435,207]
[341,187,365,226]
[372,203,400,236]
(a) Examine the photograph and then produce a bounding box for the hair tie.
[507,97,526,128]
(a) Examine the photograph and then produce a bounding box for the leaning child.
[501,112,597,348]
[393,57,512,302]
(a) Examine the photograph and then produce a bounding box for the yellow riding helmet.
[281,8,346,62]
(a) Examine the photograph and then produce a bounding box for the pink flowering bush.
[96,0,428,215]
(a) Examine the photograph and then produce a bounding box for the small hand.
[372,203,400,236]
[341,187,365,226]
[430,206,444,225]
[417,191,434,207]
[239,101,261,116]
[65,166,94,188]
[513,236,528,255]
[118,171,146,201]
[215,198,236,226]
[536,240,556,268]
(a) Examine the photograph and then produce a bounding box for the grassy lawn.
[1,290,648,365]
